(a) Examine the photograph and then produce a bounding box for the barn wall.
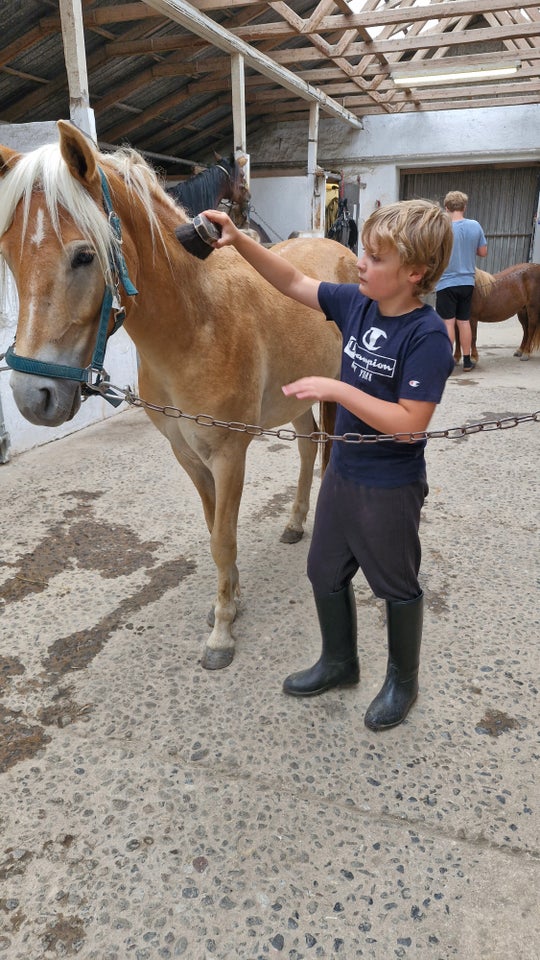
[0,123,139,461]
[247,175,311,243]
[248,103,540,258]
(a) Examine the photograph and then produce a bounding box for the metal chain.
[94,381,539,444]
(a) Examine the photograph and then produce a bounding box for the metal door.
[400,166,540,273]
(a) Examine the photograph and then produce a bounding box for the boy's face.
[357,241,423,306]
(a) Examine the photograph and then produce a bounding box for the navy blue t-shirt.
[318,282,454,487]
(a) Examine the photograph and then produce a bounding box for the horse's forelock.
[0,143,116,283]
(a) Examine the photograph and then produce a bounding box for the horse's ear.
[0,145,21,178]
[213,150,222,162]
[57,119,100,188]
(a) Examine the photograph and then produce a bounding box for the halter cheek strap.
[5,167,138,407]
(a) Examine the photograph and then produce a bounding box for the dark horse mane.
[166,155,240,217]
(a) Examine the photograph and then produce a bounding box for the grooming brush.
[175,213,222,259]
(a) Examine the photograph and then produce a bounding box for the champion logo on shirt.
[362,327,387,351]
[409,379,420,387]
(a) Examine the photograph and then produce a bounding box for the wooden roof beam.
[142,0,363,126]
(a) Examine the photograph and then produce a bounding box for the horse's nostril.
[11,375,80,426]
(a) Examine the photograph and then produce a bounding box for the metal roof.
[1,1,539,174]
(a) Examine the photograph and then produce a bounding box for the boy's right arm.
[203,209,322,313]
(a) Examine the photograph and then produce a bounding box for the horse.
[166,153,249,225]
[0,120,359,670]
[454,265,540,363]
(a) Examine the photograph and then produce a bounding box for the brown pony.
[0,121,358,669]
[454,265,540,362]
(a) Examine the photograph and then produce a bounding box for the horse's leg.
[202,440,250,670]
[470,318,479,362]
[280,407,319,544]
[515,308,530,360]
[171,447,216,532]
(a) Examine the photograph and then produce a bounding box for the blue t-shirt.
[436,218,487,290]
[318,283,454,488]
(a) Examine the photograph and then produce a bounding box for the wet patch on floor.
[0,656,25,693]
[0,491,197,772]
[0,703,51,774]
[475,708,521,737]
[250,485,298,522]
[42,556,195,678]
[0,490,162,605]
[41,914,86,956]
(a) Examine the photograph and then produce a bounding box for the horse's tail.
[320,401,336,474]
[529,315,540,354]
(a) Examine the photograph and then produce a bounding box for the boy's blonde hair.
[444,190,468,212]
[361,199,454,296]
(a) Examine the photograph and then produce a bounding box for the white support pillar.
[307,104,324,234]
[58,0,97,142]
[230,53,249,187]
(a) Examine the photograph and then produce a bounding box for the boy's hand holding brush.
[175,208,241,259]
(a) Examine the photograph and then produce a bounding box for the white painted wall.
[248,175,314,242]
[0,122,139,460]
[249,103,540,247]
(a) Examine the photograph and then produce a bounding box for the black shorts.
[436,285,474,321]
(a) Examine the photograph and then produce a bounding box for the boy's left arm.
[282,378,436,437]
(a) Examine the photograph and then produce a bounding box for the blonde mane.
[0,142,181,288]
[474,267,496,298]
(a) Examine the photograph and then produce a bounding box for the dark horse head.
[167,153,249,223]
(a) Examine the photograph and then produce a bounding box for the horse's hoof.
[514,349,523,357]
[280,526,304,544]
[202,646,234,670]
[519,354,530,361]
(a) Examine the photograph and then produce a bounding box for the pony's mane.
[474,267,496,297]
[0,142,178,286]
[167,158,233,215]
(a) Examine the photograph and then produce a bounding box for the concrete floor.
[0,317,538,959]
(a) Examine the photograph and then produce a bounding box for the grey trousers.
[307,465,428,602]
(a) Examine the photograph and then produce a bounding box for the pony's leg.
[515,309,529,359]
[280,407,319,544]
[470,318,479,362]
[202,442,249,669]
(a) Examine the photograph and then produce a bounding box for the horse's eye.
[71,249,95,268]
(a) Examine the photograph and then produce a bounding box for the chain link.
[1,357,537,443]
[98,384,538,444]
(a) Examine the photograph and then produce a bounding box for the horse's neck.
[119,196,215,351]
[175,168,228,216]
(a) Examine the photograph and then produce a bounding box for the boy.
[435,190,488,371]
[200,200,454,730]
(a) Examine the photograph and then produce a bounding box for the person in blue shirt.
[435,191,488,371]
[201,200,454,731]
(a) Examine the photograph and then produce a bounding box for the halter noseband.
[4,168,138,407]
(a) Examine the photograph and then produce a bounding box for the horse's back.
[471,262,540,322]
[272,236,358,283]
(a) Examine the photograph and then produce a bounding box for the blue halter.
[5,168,138,407]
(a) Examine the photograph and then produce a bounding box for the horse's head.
[214,151,250,226]
[0,121,136,426]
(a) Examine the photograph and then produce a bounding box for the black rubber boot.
[364,592,423,731]
[283,584,359,697]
